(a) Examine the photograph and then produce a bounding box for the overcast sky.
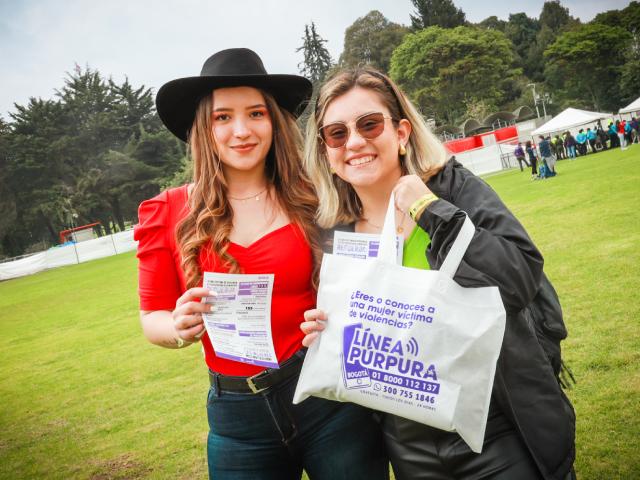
[0,0,630,119]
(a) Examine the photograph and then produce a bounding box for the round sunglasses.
[318,112,396,149]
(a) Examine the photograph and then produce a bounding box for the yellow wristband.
[408,193,438,221]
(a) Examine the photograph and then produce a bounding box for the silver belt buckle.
[246,372,268,394]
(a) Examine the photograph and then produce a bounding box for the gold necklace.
[228,187,268,202]
[362,211,406,234]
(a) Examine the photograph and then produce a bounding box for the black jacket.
[324,159,575,480]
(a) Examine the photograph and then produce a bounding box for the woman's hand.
[172,287,214,343]
[393,175,432,214]
[300,309,327,347]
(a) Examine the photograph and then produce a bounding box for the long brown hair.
[303,68,448,228]
[176,88,321,289]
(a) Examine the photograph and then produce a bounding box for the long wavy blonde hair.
[176,88,320,289]
[303,68,448,228]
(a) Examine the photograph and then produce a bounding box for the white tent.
[531,108,613,136]
[619,96,640,115]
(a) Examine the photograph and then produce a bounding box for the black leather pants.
[381,406,543,480]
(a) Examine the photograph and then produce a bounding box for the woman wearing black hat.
[134,49,388,480]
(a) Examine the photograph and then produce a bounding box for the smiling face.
[321,87,410,190]
[211,86,273,177]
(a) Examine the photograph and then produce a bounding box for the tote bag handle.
[439,216,474,278]
[378,193,401,264]
[379,193,475,279]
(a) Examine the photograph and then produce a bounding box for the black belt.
[208,349,306,394]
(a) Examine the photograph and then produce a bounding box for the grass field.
[1,146,638,479]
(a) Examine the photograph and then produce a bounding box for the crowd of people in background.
[513,117,637,180]
[595,118,638,151]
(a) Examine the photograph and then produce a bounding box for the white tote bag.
[294,194,506,452]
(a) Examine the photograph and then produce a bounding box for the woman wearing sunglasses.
[301,68,575,480]
[134,49,388,480]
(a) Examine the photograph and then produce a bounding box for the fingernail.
[209,291,217,297]
[209,304,214,311]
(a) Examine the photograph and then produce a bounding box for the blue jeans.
[206,373,389,480]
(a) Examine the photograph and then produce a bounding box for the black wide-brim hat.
[156,48,313,142]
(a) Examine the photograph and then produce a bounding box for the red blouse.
[134,185,315,376]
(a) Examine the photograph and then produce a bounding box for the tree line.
[0,68,185,257]
[310,0,639,124]
[1,0,638,258]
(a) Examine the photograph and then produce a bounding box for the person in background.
[616,120,628,151]
[514,142,529,171]
[586,128,597,153]
[300,66,575,480]
[596,125,609,152]
[557,134,567,159]
[596,125,608,150]
[525,140,538,178]
[575,129,588,156]
[608,122,620,148]
[538,135,556,175]
[134,48,388,480]
[630,117,639,144]
[564,132,577,159]
[551,135,563,160]
[624,119,633,146]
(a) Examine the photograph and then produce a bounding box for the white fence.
[454,142,523,176]
[0,230,137,281]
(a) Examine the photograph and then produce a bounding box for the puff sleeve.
[134,191,182,311]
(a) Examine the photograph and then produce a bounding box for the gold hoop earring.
[399,143,407,156]
[330,167,336,174]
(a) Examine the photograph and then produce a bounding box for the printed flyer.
[202,272,278,368]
